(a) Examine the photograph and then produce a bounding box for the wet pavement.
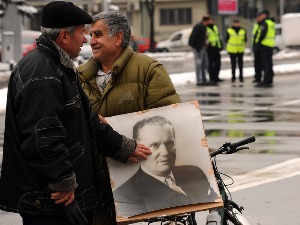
[0,70,300,225]
[174,72,300,224]
[176,73,300,156]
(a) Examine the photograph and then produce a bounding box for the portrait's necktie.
[164,176,187,195]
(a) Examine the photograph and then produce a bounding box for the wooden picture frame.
[106,100,223,223]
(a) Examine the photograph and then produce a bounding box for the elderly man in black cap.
[252,9,276,87]
[0,1,150,225]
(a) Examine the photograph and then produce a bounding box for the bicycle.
[207,135,255,225]
[145,136,256,225]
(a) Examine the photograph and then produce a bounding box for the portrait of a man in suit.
[113,116,217,217]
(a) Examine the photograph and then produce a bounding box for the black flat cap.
[41,1,92,28]
[257,9,270,17]
[233,19,240,23]
[202,16,210,21]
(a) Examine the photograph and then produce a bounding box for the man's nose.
[83,35,88,44]
[159,145,169,155]
[90,35,96,45]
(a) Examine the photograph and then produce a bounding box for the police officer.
[252,16,263,83]
[226,19,247,82]
[253,9,275,87]
[206,17,223,84]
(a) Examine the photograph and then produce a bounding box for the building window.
[160,8,192,25]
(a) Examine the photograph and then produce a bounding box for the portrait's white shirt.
[141,166,187,195]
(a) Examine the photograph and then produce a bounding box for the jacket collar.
[111,46,134,77]
[78,46,134,83]
[36,34,76,73]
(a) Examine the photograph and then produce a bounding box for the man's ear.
[115,32,123,46]
[56,30,69,44]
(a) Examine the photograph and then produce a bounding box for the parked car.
[281,13,300,48]
[274,24,285,54]
[22,30,42,56]
[130,36,155,53]
[0,30,41,61]
[156,28,192,52]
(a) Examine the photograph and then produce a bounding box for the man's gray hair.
[41,26,78,41]
[92,11,131,48]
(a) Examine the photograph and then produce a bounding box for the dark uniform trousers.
[260,48,274,83]
[207,48,221,82]
[229,53,244,81]
[254,50,263,82]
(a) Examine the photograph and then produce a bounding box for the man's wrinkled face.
[89,20,120,63]
[137,124,176,177]
[66,25,87,59]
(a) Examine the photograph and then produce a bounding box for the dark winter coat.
[189,21,207,51]
[0,34,135,216]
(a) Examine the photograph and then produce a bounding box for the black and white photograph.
[106,101,221,218]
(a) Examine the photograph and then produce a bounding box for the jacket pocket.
[36,117,67,160]
[76,186,99,211]
[65,95,81,109]
[67,142,84,165]
[18,191,57,215]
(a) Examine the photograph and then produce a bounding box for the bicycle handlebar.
[231,136,255,149]
[210,136,256,157]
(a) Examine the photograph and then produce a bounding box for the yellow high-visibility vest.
[226,28,246,53]
[255,19,275,47]
[252,23,259,44]
[206,25,222,49]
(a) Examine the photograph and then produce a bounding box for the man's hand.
[51,191,88,225]
[98,114,108,124]
[51,191,74,206]
[128,144,151,163]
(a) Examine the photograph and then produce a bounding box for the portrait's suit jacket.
[113,165,218,217]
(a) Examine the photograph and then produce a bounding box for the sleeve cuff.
[112,135,136,163]
[48,173,78,192]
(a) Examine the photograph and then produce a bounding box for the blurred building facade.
[1,0,300,48]
[25,0,300,42]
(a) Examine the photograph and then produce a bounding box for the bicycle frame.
[146,136,256,225]
[208,136,255,225]
[212,160,249,225]
[212,160,227,223]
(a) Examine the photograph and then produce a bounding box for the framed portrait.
[106,100,222,223]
